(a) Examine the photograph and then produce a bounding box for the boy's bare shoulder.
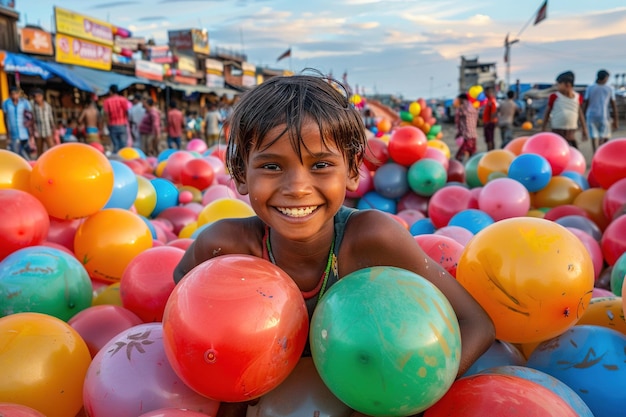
[194,216,265,258]
[343,209,416,253]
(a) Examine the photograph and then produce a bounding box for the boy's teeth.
[277,206,318,217]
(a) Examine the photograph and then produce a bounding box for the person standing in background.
[583,69,618,153]
[454,93,479,162]
[31,88,56,157]
[204,101,221,147]
[78,96,102,145]
[167,101,185,150]
[498,91,519,148]
[482,87,498,151]
[128,95,145,147]
[103,84,130,153]
[138,98,161,156]
[2,86,33,159]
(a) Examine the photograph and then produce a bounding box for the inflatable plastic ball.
[105,160,139,210]
[0,148,32,191]
[531,176,582,208]
[521,121,533,130]
[84,323,220,417]
[591,137,626,189]
[407,159,447,197]
[0,246,92,320]
[414,234,464,277]
[479,366,593,417]
[447,209,494,235]
[464,152,485,188]
[576,296,626,335]
[423,374,579,417]
[478,177,530,221]
[357,191,397,214]
[476,149,515,185]
[246,357,352,417]
[373,162,408,199]
[180,158,215,191]
[30,143,114,219]
[197,197,255,226]
[162,255,309,402]
[601,214,626,265]
[387,126,427,167]
[138,410,216,417]
[527,325,626,417]
[427,185,472,229]
[462,340,526,376]
[310,267,461,417]
[150,178,180,217]
[507,153,552,192]
[0,189,50,260]
[0,403,47,417]
[0,312,91,417]
[74,208,153,283]
[457,217,594,343]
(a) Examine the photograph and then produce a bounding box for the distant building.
[459,56,497,94]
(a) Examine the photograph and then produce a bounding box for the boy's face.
[557,82,570,94]
[237,119,358,241]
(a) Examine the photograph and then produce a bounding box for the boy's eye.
[313,161,331,170]
[262,163,281,171]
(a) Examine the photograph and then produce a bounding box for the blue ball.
[357,191,397,213]
[463,340,526,377]
[410,218,435,236]
[157,148,177,163]
[480,366,594,417]
[373,162,409,199]
[139,215,158,239]
[527,325,626,417]
[104,160,139,210]
[448,209,494,234]
[560,170,589,190]
[555,215,602,241]
[508,153,552,192]
[150,178,180,217]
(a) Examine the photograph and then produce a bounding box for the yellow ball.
[117,147,142,160]
[408,102,422,116]
[134,175,157,217]
[197,198,255,226]
[0,313,91,417]
[476,149,516,185]
[457,217,594,343]
[427,139,451,160]
[576,296,626,335]
[92,282,122,306]
[179,221,199,238]
[155,160,168,177]
[0,149,32,191]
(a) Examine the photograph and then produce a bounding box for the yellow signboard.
[55,6,114,46]
[55,33,112,71]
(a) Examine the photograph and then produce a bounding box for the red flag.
[534,0,547,25]
[276,48,291,62]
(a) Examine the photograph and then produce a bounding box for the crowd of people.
[453,69,619,162]
[2,84,240,159]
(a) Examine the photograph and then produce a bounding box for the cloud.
[91,1,138,9]
[137,16,167,22]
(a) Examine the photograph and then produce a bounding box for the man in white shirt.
[128,95,146,147]
[204,101,221,147]
[498,91,519,148]
[583,69,618,153]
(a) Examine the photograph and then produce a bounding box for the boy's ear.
[346,167,360,192]
[236,181,249,195]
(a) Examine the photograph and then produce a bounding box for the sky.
[15,0,626,100]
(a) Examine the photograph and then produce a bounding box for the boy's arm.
[611,97,619,130]
[578,106,589,140]
[541,104,552,131]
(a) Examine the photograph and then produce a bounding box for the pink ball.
[138,409,215,417]
[601,214,626,265]
[602,178,626,220]
[468,186,482,209]
[162,152,196,184]
[397,191,429,215]
[202,184,237,205]
[592,287,614,298]
[478,177,530,221]
[346,164,374,198]
[422,147,449,171]
[428,185,472,229]
[591,137,626,189]
[564,146,586,175]
[414,234,465,277]
[202,155,226,178]
[434,226,474,247]
[167,238,194,251]
[395,209,425,228]
[566,227,603,280]
[178,190,193,204]
[521,132,571,175]
[186,138,208,153]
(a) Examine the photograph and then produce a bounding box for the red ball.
[156,207,198,236]
[387,126,427,167]
[603,178,626,220]
[162,255,309,402]
[428,185,472,229]
[447,159,466,183]
[601,214,626,265]
[180,159,215,191]
[120,246,185,322]
[363,138,389,171]
[424,374,579,417]
[163,152,195,184]
[46,216,83,252]
[414,234,464,277]
[0,403,46,417]
[543,205,590,222]
[0,189,50,260]
[68,305,143,357]
[167,238,194,251]
[398,191,429,215]
[591,138,626,189]
[521,132,570,175]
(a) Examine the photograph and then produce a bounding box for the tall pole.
[505,37,519,92]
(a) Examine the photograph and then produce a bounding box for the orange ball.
[0,313,91,417]
[74,209,153,283]
[377,118,392,133]
[456,217,594,343]
[0,149,32,191]
[476,149,516,185]
[411,116,425,128]
[576,296,626,335]
[532,176,582,209]
[522,121,533,130]
[573,188,609,230]
[30,143,113,219]
[503,136,529,156]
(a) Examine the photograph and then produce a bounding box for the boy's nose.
[281,166,313,196]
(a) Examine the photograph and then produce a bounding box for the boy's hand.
[613,119,619,130]
[582,130,589,142]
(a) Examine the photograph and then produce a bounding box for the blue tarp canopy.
[1,51,94,92]
[59,65,159,96]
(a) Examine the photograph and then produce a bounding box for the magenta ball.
[601,214,626,265]
[162,152,196,184]
[591,137,626,189]
[428,185,472,229]
[478,178,530,221]
[186,139,208,153]
[202,184,237,205]
[602,178,626,221]
[396,209,425,228]
[414,234,464,277]
[434,226,474,247]
[422,147,449,171]
[564,146,586,175]
[521,132,571,175]
[346,164,374,198]
[178,190,193,204]
[566,227,603,280]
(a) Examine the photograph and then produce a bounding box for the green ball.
[465,152,485,188]
[310,267,461,416]
[0,246,93,321]
[407,159,447,197]
[610,252,626,296]
[400,111,414,122]
[429,124,442,136]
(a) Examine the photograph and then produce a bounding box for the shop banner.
[55,6,114,46]
[115,36,146,51]
[242,61,256,87]
[168,29,209,55]
[176,53,196,75]
[147,45,172,64]
[20,27,54,56]
[135,59,163,81]
[55,33,112,71]
[205,58,224,88]
[173,75,197,85]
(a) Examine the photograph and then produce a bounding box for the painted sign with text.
[55,33,112,71]
[54,6,114,46]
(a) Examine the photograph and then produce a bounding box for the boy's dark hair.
[109,84,119,94]
[9,86,19,94]
[457,93,468,100]
[226,74,367,185]
[32,88,44,96]
[507,91,515,99]
[556,71,575,85]
[146,98,154,106]
[597,69,609,82]
[170,101,177,109]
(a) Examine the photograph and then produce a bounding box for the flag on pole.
[534,0,547,25]
[276,48,291,62]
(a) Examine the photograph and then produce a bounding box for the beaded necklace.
[265,230,335,304]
